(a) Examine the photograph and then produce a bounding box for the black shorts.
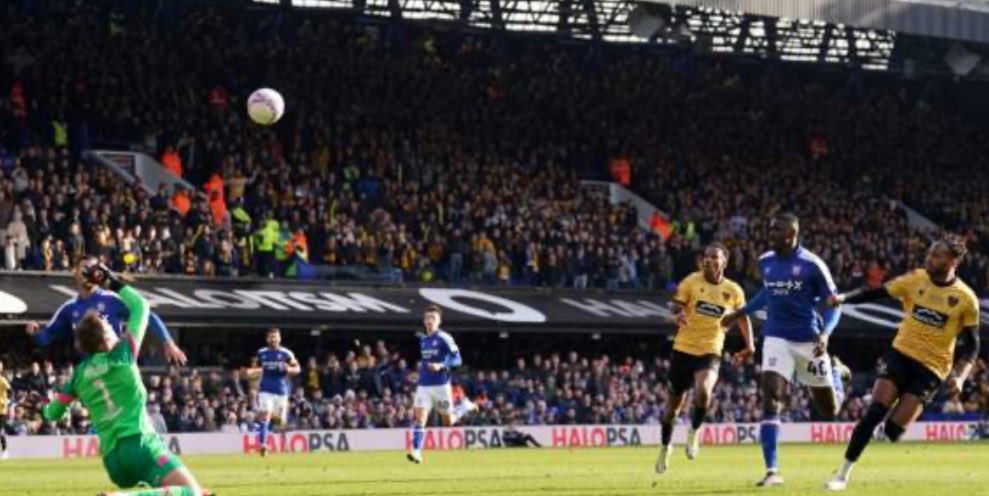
[880,349,943,403]
[669,350,721,396]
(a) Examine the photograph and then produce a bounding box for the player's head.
[75,309,117,354]
[423,305,442,334]
[266,327,282,348]
[73,255,101,293]
[701,243,729,280]
[925,236,967,280]
[768,213,799,253]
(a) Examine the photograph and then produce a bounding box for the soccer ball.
[247,88,285,125]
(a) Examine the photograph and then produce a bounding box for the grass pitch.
[2,443,988,495]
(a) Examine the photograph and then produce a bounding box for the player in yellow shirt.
[0,360,8,459]
[824,237,980,491]
[656,243,755,474]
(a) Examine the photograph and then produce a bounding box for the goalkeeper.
[37,263,211,496]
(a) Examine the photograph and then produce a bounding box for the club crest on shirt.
[791,265,802,276]
[948,296,959,308]
[722,292,731,301]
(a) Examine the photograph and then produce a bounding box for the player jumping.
[407,305,475,464]
[246,327,300,457]
[824,237,979,491]
[723,213,846,487]
[36,263,210,496]
[25,256,187,365]
[656,243,755,474]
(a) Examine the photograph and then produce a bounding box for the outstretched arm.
[118,285,151,352]
[149,312,188,365]
[723,289,766,328]
[738,289,767,316]
[831,286,892,306]
[29,302,73,347]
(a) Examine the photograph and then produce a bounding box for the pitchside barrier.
[6,422,985,459]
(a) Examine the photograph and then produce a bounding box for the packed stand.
[2,339,987,436]
[1,2,988,297]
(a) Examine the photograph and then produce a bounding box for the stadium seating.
[1,341,986,435]
[0,3,987,295]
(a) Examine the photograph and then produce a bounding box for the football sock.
[258,421,269,448]
[690,406,707,431]
[412,423,425,451]
[845,402,888,462]
[760,417,780,472]
[660,420,674,446]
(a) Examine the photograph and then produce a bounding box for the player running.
[246,327,300,457]
[36,263,209,496]
[656,243,755,474]
[407,305,475,464]
[25,256,187,365]
[824,237,979,491]
[722,213,846,487]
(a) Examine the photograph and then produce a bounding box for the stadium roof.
[675,0,989,44]
[254,0,989,75]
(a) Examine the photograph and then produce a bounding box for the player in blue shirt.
[407,305,474,464]
[246,328,300,457]
[723,213,846,487]
[24,256,186,364]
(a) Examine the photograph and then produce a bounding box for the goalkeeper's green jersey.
[44,285,155,454]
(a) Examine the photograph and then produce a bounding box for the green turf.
[2,443,988,496]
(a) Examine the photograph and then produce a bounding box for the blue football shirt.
[257,347,297,396]
[757,246,838,343]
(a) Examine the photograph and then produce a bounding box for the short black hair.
[424,305,442,316]
[267,327,281,335]
[774,212,800,228]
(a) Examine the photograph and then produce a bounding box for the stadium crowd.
[1,2,988,296]
[1,339,986,436]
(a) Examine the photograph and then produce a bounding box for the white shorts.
[413,384,454,415]
[258,392,289,420]
[762,336,834,388]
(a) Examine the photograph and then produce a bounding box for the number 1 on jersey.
[93,379,122,420]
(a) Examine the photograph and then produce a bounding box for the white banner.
[6,421,984,459]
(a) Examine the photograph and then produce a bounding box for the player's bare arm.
[733,314,756,365]
[829,286,892,307]
[286,359,302,376]
[948,326,980,396]
[670,301,689,327]
[24,321,40,337]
